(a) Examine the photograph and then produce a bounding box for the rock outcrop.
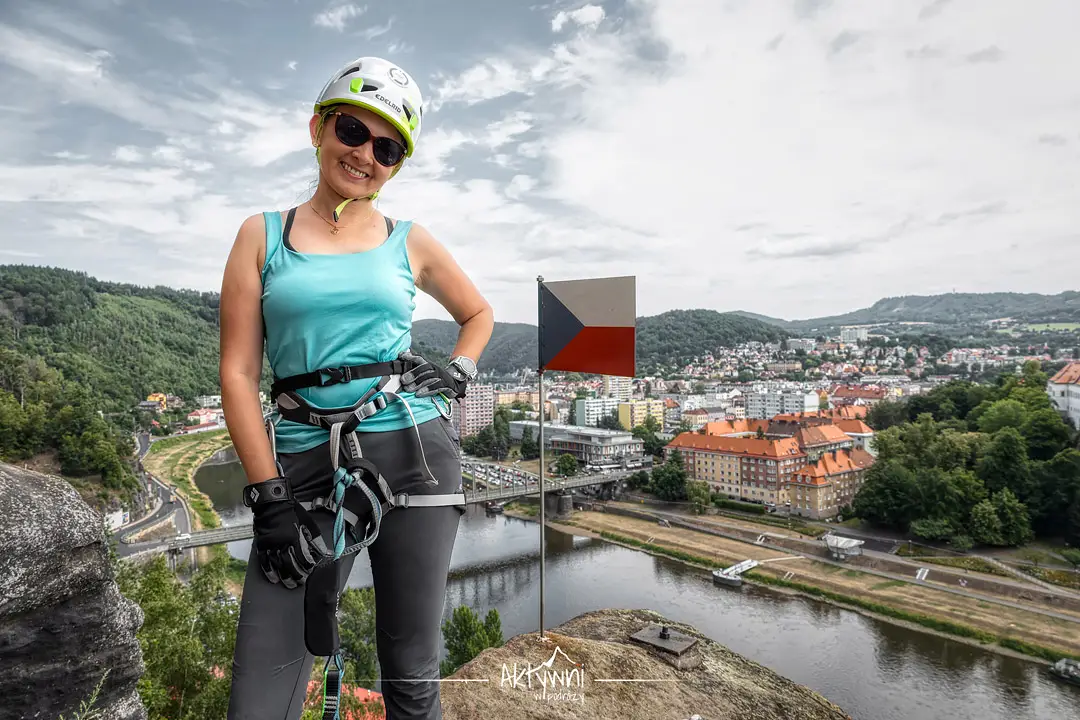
[0,463,146,720]
[441,608,851,720]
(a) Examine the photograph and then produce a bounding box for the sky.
[0,0,1078,324]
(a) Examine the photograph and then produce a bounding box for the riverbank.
[506,504,1080,664]
[141,429,233,531]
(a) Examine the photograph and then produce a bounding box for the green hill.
[774,292,1080,330]
[0,265,222,412]
[412,309,788,375]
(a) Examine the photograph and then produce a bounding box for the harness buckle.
[321,366,351,386]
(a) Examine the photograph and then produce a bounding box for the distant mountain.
[735,291,1080,331]
[413,309,788,375]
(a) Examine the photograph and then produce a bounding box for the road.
[114,433,192,558]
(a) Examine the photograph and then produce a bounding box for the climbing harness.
[265,355,465,719]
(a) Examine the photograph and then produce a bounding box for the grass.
[711,509,828,537]
[1025,323,1080,332]
[873,580,907,591]
[505,501,539,517]
[143,429,233,530]
[1016,566,1080,591]
[594,529,1080,664]
[917,557,1010,577]
[896,542,949,558]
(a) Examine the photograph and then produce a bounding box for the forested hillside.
[0,265,222,411]
[414,310,787,375]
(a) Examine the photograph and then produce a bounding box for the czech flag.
[538,275,636,377]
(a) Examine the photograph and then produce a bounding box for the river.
[195,459,1079,720]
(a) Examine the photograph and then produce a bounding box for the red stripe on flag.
[544,326,635,377]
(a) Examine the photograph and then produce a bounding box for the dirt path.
[568,510,1080,659]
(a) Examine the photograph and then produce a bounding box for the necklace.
[309,202,373,235]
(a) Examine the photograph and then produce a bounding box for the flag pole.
[536,274,547,640]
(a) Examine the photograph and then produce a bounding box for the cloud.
[552,5,605,33]
[918,0,953,21]
[3,0,1080,326]
[828,30,861,55]
[421,0,1080,320]
[313,3,366,31]
[359,19,393,40]
[966,45,1004,63]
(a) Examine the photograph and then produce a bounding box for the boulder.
[441,608,850,720]
[0,463,146,720]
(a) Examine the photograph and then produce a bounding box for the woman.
[219,56,493,719]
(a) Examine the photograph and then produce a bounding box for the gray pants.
[227,415,464,720]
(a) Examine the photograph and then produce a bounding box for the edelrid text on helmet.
[314,57,425,159]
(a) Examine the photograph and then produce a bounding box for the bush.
[711,497,766,515]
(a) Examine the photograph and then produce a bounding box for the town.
[134,327,1080,525]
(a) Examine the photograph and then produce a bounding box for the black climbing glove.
[243,477,330,589]
[398,350,468,399]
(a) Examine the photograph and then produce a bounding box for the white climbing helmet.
[314,56,425,159]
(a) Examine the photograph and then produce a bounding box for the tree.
[976,399,1028,434]
[686,480,711,514]
[651,450,688,501]
[976,427,1032,500]
[1058,548,1080,573]
[993,488,1034,546]
[338,587,379,689]
[1020,408,1072,461]
[969,500,1004,546]
[597,411,625,431]
[866,399,908,431]
[519,426,539,461]
[440,605,503,677]
[115,554,238,720]
[555,453,578,477]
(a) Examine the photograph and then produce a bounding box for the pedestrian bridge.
[127,472,628,555]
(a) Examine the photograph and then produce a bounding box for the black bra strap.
[283,207,298,251]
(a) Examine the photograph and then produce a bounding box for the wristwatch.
[448,356,478,381]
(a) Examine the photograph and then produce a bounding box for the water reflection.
[194,461,1080,720]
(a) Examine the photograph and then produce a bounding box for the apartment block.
[745,389,818,419]
[455,383,495,437]
[788,449,875,519]
[840,327,869,343]
[495,389,540,408]
[574,397,622,427]
[618,399,664,430]
[602,375,633,401]
[665,434,807,506]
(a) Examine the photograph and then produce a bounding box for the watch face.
[452,357,477,378]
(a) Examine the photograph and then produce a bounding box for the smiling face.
[309,104,406,200]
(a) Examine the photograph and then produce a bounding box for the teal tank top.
[260,209,444,454]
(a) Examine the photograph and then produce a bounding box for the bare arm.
[409,223,494,363]
[220,214,279,485]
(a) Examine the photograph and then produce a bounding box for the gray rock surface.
[441,608,852,720]
[0,463,146,720]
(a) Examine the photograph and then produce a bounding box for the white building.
[602,375,633,401]
[745,389,818,419]
[840,327,869,343]
[508,421,645,466]
[574,397,621,426]
[1047,363,1080,429]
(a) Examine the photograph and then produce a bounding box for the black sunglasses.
[329,112,407,167]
